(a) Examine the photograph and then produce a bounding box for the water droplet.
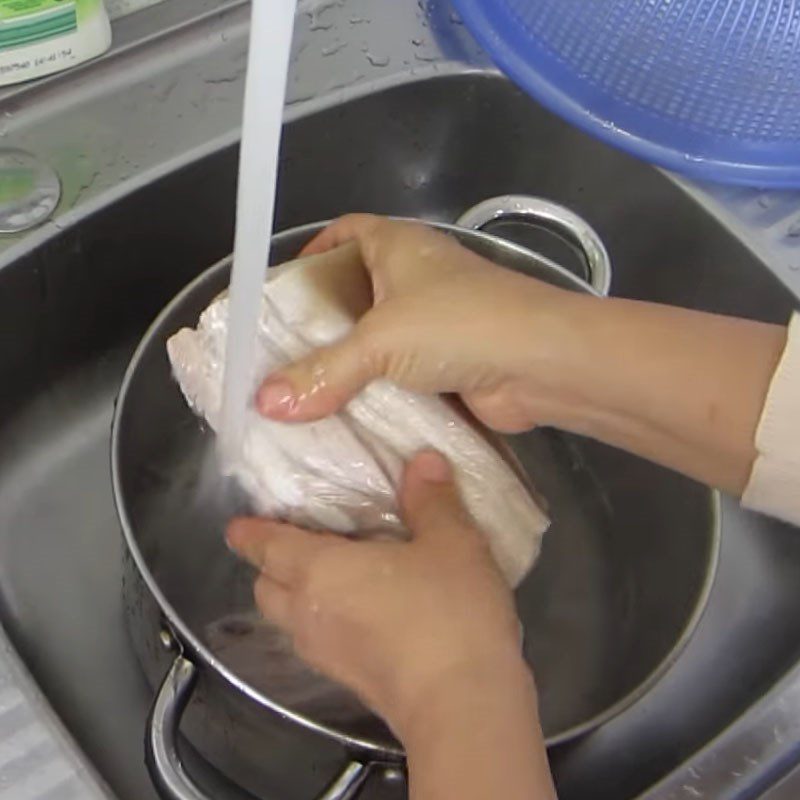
[365,51,390,67]
[286,90,313,105]
[321,41,346,56]
[786,218,800,239]
[309,18,333,31]
[205,68,245,85]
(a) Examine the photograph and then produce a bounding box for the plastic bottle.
[0,0,111,87]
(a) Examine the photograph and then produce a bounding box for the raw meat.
[167,243,549,587]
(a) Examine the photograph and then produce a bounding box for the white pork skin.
[167,242,549,588]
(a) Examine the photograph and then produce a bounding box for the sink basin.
[0,72,799,800]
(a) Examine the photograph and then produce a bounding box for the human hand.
[256,214,584,434]
[226,449,528,738]
[255,214,790,496]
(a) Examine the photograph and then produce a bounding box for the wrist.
[398,653,554,800]
[393,649,537,748]
[511,286,617,432]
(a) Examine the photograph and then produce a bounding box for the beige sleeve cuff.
[742,313,800,526]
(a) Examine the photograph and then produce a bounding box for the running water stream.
[219,0,298,462]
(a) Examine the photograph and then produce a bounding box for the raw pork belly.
[167,243,549,587]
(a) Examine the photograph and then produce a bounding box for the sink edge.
[0,2,798,799]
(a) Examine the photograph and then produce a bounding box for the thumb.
[257,331,376,421]
[400,450,474,544]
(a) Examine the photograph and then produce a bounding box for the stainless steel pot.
[112,197,719,800]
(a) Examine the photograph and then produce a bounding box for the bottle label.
[0,1,79,50]
[0,0,109,84]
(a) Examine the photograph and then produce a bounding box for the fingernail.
[415,450,451,483]
[257,379,296,416]
[225,519,245,551]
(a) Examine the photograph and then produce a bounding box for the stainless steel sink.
[0,3,799,800]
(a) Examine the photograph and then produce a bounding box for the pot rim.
[111,218,721,759]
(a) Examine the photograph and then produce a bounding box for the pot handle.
[146,653,374,800]
[456,195,612,296]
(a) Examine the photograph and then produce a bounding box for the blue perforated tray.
[451,0,800,187]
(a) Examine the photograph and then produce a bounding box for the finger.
[256,331,378,421]
[253,575,293,630]
[302,215,471,288]
[299,214,383,257]
[226,517,325,586]
[399,450,476,544]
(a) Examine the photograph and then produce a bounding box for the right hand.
[257,214,585,433]
[229,450,557,799]
[227,450,528,738]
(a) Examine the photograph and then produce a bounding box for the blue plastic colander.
[450,0,800,187]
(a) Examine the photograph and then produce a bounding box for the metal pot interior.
[112,221,720,753]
